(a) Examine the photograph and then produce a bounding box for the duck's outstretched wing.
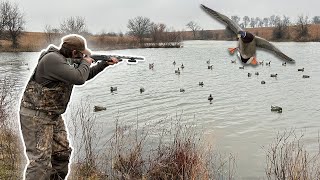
[200,4,242,35]
[255,36,295,62]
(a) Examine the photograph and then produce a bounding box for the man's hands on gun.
[106,57,120,66]
[82,55,119,66]
[83,56,94,64]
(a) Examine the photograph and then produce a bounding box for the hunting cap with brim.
[61,34,91,56]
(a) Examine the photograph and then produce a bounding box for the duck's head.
[237,31,246,39]
[237,31,254,43]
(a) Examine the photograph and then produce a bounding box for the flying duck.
[200,4,295,65]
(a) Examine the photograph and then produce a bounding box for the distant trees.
[312,16,320,24]
[272,16,290,40]
[150,23,166,43]
[43,25,60,44]
[127,16,151,43]
[186,21,200,39]
[231,16,240,25]
[295,15,310,40]
[0,1,25,48]
[59,16,87,35]
[242,16,250,28]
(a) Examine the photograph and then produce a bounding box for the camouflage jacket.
[20,47,74,115]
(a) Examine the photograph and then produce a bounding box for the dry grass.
[0,77,25,180]
[66,103,236,180]
[264,130,320,180]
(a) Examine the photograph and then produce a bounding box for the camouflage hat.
[61,34,91,56]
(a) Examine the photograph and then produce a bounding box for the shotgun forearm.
[90,54,144,63]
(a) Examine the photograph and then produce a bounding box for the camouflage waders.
[20,107,72,180]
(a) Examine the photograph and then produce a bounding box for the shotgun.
[90,54,145,63]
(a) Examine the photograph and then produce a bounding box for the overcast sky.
[8,0,320,34]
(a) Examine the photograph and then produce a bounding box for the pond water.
[1,40,320,179]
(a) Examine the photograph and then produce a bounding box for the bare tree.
[186,21,200,39]
[263,18,269,27]
[250,17,256,28]
[231,15,240,25]
[127,16,151,44]
[269,15,276,27]
[295,15,310,40]
[272,16,290,40]
[256,17,263,27]
[150,23,166,43]
[243,16,250,28]
[60,16,87,35]
[43,24,60,44]
[312,16,320,24]
[1,1,25,48]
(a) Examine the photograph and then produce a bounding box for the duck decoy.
[140,87,145,93]
[270,74,278,77]
[298,68,304,72]
[200,4,295,65]
[259,60,264,65]
[271,106,282,113]
[94,105,106,112]
[208,94,213,101]
[110,86,117,92]
[149,63,154,70]
[261,80,266,84]
[175,68,180,74]
[302,75,310,78]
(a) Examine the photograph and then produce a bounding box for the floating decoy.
[110,86,117,92]
[271,106,282,113]
[175,68,180,74]
[149,63,154,70]
[261,81,266,84]
[200,4,295,65]
[208,94,213,101]
[270,74,278,77]
[94,105,106,112]
[298,68,304,72]
[259,60,264,65]
[140,87,145,93]
[302,75,310,78]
